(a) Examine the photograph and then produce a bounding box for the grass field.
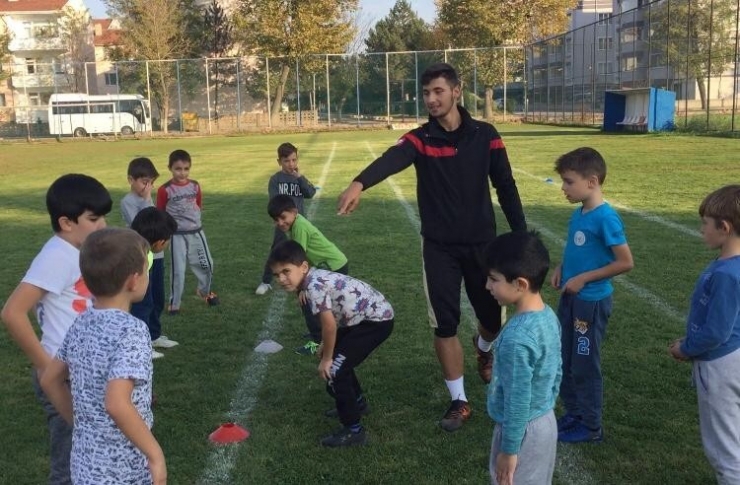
[0,125,737,484]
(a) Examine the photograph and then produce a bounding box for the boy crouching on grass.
[41,228,166,485]
[269,240,393,447]
[669,185,740,485]
[485,232,562,485]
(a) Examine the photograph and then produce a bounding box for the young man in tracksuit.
[337,63,527,432]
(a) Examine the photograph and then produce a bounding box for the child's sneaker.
[295,340,320,355]
[197,289,220,306]
[255,283,272,295]
[324,398,371,418]
[152,350,164,359]
[439,399,471,432]
[320,426,368,447]
[152,336,179,348]
[558,422,603,443]
[167,305,180,316]
[557,413,580,432]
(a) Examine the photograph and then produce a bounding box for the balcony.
[9,37,64,52]
[11,72,70,89]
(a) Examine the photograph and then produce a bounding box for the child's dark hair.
[421,63,460,88]
[268,194,297,219]
[485,231,550,292]
[554,147,607,185]
[46,174,112,232]
[699,184,740,235]
[168,149,191,168]
[80,228,149,298]
[127,157,159,180]
[131,207,178,245]
[268,240,308,268]
[277,142,298,160]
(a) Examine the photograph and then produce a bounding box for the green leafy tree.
[363,0,435,118]
[651,0,736,109]
[105,0,195,132]
[234,0,358,125]
[0,27,10,82]
[436,0,575,118]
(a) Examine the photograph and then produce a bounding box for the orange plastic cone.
[209,422,250,444]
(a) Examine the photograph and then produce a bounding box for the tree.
[59,6,95,93]
[436,0,575,118]
[105,0,195,132]
[0,27,10,82]
[201,0,234,120]
[234,0,358,125]
[651,0,736,109]
[363,0,435,119]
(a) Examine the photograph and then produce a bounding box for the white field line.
[364,141,595,484]
[197,142,336,485]
[513,167,701,239]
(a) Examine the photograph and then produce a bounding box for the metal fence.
[0,47,525,138]
[525,0,740,132]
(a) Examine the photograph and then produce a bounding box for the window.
[598,13,611,25]
[621,56,638,71]
[597,62,613,75]
[104,72,118,86]
[91,103,114,113]
[28,93,41,106]
[26,58,37,74]
[598,38,613,50]
[650,53,663,66]
[622,27,643,43]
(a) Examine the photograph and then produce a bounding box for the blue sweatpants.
[557,292,612,431]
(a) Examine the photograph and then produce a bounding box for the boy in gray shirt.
[256,142,316,295]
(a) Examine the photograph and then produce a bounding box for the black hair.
[168,149,192,168]
[46,174,112,232]
[267,194,297,219]
[420,63,460,88]
[554,147,607,185]
[267,240,308,267]
[277,142,298,159]
[484,231,550,292]
[131,207,178,245]
[127,157,159,180]
[80,227,149,298]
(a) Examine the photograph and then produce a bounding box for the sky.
[84,0,437,24]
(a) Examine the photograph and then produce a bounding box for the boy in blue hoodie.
[670,185,740,484]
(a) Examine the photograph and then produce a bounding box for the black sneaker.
[439,399,471,432]
[324,399,371,418]
[320,426,368,447]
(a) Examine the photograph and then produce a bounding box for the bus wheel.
[121,126,134,136]
[73,127,87,137]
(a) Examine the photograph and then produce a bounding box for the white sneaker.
[152,336,179,348]
[152,350,165,359]
[255,283,272,295]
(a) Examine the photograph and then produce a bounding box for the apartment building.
[92,17,120,95]
[0,0,94,123]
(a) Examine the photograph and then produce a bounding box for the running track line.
[365,141,598,485]
[513,167,701,239]
[197,142,337,485]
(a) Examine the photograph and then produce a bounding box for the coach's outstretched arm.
[337,139,416,214]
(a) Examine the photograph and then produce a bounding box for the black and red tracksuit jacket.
[355,106,526,245]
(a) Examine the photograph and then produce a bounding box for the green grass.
[0,126,737,484]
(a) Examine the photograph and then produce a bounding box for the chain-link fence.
[0,46,525,138]
[526,0,740,132]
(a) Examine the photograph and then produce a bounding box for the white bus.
[48,93,151,137]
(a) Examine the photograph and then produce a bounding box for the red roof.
[0,0,69,12]
[93,18,121,47]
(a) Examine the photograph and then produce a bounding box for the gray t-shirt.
[120,192,163,259]
[268,171,316,215]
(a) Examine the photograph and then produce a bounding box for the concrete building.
[0,0,94,123]
[92,17,120,95]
